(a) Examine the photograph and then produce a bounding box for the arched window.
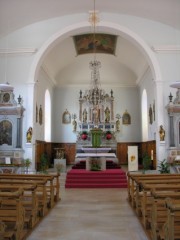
[44,90,51,142]
[141,89,148,141]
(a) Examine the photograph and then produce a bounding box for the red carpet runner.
[65,168,127,188]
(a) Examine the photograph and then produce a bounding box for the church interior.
[0,0,180,239]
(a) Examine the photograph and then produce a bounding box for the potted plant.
[158,159,170,174]
[23,158,32,173]
[40,153,49,174]
[90,159,101,171]
[142,153,151,173]
[55,163,63,174]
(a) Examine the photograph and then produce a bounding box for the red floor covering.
[65,169,128,188]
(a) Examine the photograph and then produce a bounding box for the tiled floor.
[27,168,149,240]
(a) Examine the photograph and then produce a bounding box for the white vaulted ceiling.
[0,0,180,87]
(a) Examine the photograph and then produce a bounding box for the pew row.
[0,173,60,239]
[127,172,180,240]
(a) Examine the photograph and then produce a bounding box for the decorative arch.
[29,21,162,84]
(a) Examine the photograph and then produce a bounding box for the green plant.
[158,159,170,174]
[40,153,49,173]
[55,163,63,173]
[142,153,151,173]
[23,158,31,168]
[90,159,101,171]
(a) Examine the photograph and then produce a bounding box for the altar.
[75,152,118,170]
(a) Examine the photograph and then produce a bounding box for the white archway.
[29,21,162,84]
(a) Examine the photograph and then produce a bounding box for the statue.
[159,125,165,141]
[72,119,77,132]
[104,107,110,123]
[26,127,33,143]
[83,109,87,123]
[116,119,120,132]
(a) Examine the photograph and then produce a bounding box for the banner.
[128,146,138,171]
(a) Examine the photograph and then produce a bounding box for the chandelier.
[82,0,107,110]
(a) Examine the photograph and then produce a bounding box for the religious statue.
[159,125,165,141]
[104,107,110,123]
[83,109,87,123]
[26,127,33,143]
[72,119,77,132]
[116,119,120,132]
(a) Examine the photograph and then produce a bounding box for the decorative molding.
[151,45,180,53]
[0,48,38,56]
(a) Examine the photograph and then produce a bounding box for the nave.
[27,174,148,240]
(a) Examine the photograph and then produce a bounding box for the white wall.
[52,86,141,143]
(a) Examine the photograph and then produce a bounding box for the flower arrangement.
[80,131,88,140]
[105,131,112,140]
[90,159,101,171]
[55,163,63,173]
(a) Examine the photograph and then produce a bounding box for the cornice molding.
[151,45,180,53]
[0,48,38,56]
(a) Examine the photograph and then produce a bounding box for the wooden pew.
[136,181,180,223]
[0,183,39,228]
[0,189,25,240]
[127,172,180,208]
[161,198,180,240]
[127,173,180,209]
[0,178,49,217]
[0,173,60,207]
[150,189,180,240]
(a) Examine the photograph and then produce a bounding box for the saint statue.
[159,125,165,141]
[26,127,33,143]
[104,107,110,123]
[83,109,87,123]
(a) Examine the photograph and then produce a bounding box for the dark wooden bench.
[0,189,25,240]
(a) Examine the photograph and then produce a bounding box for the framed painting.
[122,110,131,125]
[62,109,71,124]
[73,34,117,55]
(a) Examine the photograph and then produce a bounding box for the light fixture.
[81,0,108,118]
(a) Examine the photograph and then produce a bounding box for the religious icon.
[149,104,153,124]
[122,110,131,125]
[62,109,71,124]
[39,105,43,125]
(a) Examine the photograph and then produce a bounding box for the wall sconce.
[168,92,173,103]
[17,95,22,105]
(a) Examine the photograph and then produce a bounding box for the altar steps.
[72,160,121,169]
[65,169,127,188]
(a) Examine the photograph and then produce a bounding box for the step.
[65,183,127,188]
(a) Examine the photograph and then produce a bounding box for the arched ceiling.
[1,0,179,87]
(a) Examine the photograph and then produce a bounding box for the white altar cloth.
[75,153,118,164]
[81,147,111,153]
[76,153,116,158]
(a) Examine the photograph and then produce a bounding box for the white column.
[154,80,166,164]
